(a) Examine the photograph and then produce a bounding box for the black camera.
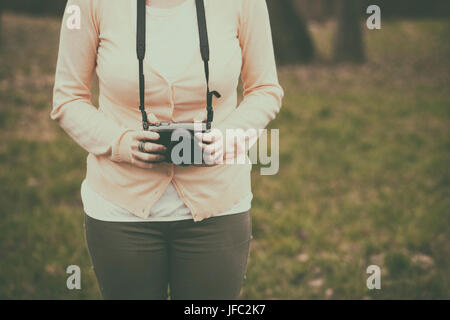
[146,122,211,166]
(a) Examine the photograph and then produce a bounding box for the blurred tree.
[361,0,450,18]
[4,0,67,17]
[267,0,315,65]
[333,0,365,63]
[0,0,3,47]
[294,0,337,22]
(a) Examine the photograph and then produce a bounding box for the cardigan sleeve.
[215,0,284,133]
[51,0,131,161]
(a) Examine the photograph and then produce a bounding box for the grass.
[0,13,449,299]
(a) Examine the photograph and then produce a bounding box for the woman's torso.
[82,0,252,221]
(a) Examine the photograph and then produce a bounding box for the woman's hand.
[194,129,225,166]
[119,131,167,168]
[195,127,259,166]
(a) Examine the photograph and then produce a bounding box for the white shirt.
[81,0,252,222]
[81,180,252,222]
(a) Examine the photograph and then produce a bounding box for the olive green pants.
[84,210,252,300]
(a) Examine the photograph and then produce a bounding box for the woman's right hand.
[117,131,167,169]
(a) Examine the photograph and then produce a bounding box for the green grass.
[0,13,449,299]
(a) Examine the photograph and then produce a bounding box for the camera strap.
[136,0,221,130]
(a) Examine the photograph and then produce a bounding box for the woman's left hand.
[194,129,224,166]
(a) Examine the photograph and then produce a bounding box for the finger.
[214,151,224,163]
[203,149,224,165]
[195,133,216,144]
[195,129,222,143]
[133,131,160,141]
[198,137,222,150]
[131,141,167,153]
[143,142,167,154]
[131,155,154,169]
[208,149,224,164]
[200,141,222,155]
[136,152,166,163]
[134,151,166,163]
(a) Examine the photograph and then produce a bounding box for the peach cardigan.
[51,0,284,222]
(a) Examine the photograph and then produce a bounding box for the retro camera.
[145,121,212,166]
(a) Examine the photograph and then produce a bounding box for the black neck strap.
[136,0,220,130]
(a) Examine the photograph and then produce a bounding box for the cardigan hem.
[85,154,252,222]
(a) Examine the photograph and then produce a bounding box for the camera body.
[145,122,211,166]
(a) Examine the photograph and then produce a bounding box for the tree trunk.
[267,0,315,65]
[333,0,365,63]
[0,0,3,47]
